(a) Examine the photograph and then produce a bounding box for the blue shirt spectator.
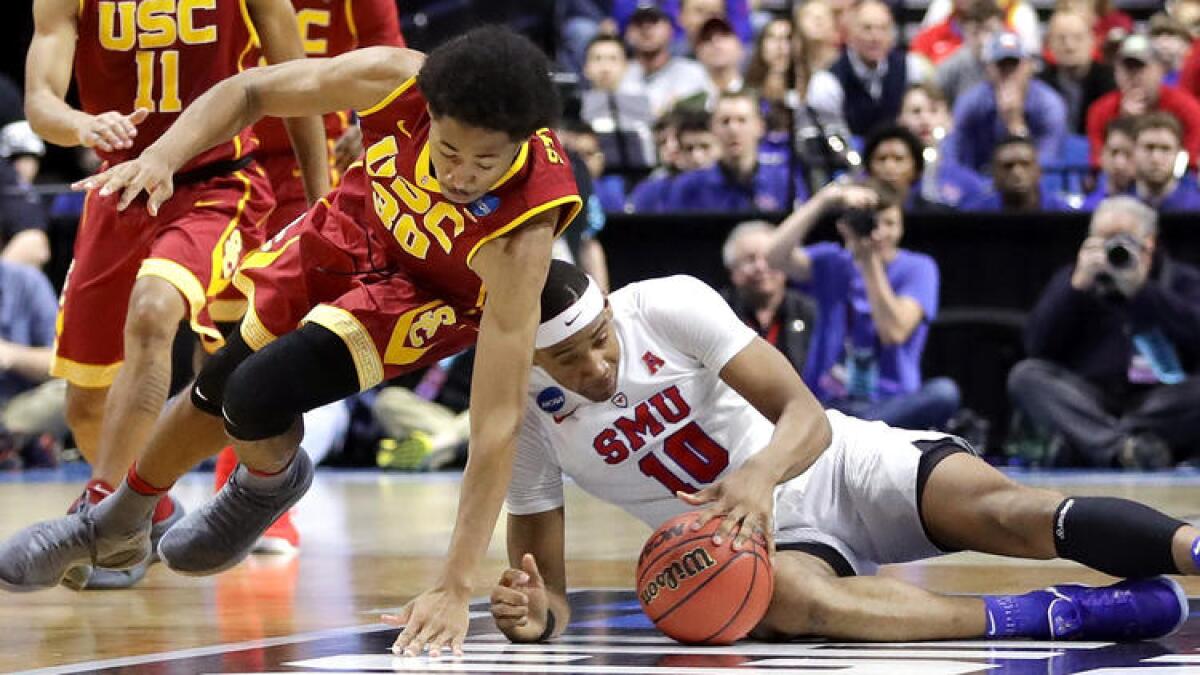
[923,158,990,207]
[664,159,807,212]
[628,171,675,213]
[611,0,752,51]
[1133,179,1200,212]
[594,174,628,212]
[0,261,57,402]
[963,135,1074,211]
[943,32,1068,172]
[1082,117,1137,211]
[963,186,1075,211]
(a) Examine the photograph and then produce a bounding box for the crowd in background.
[0,0,1197,474]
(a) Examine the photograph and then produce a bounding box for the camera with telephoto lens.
[842,208,878,237]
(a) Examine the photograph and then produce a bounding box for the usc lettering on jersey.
[76,0,259,171]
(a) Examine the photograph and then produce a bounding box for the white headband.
[536,276,604,349]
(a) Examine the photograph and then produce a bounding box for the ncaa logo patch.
[468,194,501,217]
[537,387,566,413]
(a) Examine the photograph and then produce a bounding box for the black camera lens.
[843,208,877,237]
[1104,236,1137,269]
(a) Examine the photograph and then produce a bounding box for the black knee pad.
[191,330,255,417]
[222,323,360,442]
[1053,496,1186,577]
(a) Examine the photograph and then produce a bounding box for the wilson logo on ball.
[639,546,717,606]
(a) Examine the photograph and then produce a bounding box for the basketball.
[636,512,774,645]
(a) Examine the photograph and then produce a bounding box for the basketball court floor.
[2,466,1198,674]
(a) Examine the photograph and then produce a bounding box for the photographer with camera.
[1009,196,1200,469]
[765,180,960,430]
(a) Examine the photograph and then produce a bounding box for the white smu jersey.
[507,276,846,528]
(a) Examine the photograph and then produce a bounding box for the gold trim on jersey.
[208,298,248,323]
[206,169,254,296]
[344,0,359,47]
[137,258,224,348]
[49,356,123,389]
[303,304,384,390]
[359,76,417,117]
[230,233,302,350]
[466,195,583,267]
[237,0,259,72]
[412,140,531,196]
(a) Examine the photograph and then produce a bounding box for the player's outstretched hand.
[679,462,776,556]
[382,585,471,658]
[76,108,149,153]
[490,553,550,643]
[71,150,175,216]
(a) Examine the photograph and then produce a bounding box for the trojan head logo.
[639,547,717,606]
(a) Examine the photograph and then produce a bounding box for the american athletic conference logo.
[537,387,566,413]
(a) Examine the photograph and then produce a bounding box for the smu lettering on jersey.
[77,0,259,171]
[509,276,792,527]
[328,77,583,311]
[252,0,405,157]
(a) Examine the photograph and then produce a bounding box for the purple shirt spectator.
[962,186,1075,211]
[798,242,940,402]
[943,78,1068,172]
[611,0,752,47]
[661,160,808,212]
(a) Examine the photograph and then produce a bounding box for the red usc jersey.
[327,77,583,311]
[75,0,259,171]
[253,0,405,156]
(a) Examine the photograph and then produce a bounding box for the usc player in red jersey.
[0,26,581,657]
[212,0,406,554]
[22,0,328,589]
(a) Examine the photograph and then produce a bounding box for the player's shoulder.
[351,46,425,89]
[612,275,719,316]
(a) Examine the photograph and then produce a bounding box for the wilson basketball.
[636,512,774,645]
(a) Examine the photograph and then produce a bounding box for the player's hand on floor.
[72,148,175,216]
[490,553,549,642]
[382,585,471,657]
[75,108,149,153]
[679,462,776,556]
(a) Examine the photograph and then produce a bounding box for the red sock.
[214,446,237,492]
[126,464,173,497]
[246,454,294,478]
[85,479,115,505]
[152,494,175,523]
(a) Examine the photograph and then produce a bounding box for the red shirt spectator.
[1179,41,1200,100]
[912,0,1005,65]
[1086,85,1200,166]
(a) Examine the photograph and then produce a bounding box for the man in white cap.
[488,259,1199,645]
[943,31,1067,172]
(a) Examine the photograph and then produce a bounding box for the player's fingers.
[499,567,530,587]
[491,586,528,607]
[117,172,150,211]
[381,613,407,627]
[147,180,174,217]
[407,622,442,656]
[732,512,765,551]
[87,129,114,153]
[96,166,132,197]
[491,604,529,620]
[713,507,746,545]
[690,500,725,531]
[72,169,110,192]
[521,553,543,585]
[96,124,127,150]
[427,631,454,659]
[128,107,150,126]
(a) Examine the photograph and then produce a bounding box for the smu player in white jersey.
[488,261,1200,645]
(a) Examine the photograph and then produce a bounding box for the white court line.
[471,634,1111,649]
[283,656,998,674]
[746,648,1062,661]
[1145,655,1200,663]
[451,642,1028,658]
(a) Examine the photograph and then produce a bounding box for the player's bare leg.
[64,384,107,471]
[752,552,987,641]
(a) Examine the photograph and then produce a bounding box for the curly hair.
[417,26,560,141]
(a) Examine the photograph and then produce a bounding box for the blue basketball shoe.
[1047,576,1190,641]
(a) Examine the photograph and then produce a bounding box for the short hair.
[863,124,926,177]
[1092,195,1158,238]
[585,33,626,59]
[867,177,903,211]
[961,0,1004,24]
[1104,115,1138,142]
[1134,111,1184,145]
[540,259,592,323]
[418,26,560,141]
[1149,12,1191,41]
[722,220,774,268]
[714,89,761,111]
[904,81,948,109]
[994,134,1036,157]
[675,107,713,135]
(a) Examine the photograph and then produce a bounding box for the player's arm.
[388,212,559,657]
[246,0,330,204]
[765,183,879,281]
[75,47,424,213]
[25,0,148,152]
[491,509,571,643]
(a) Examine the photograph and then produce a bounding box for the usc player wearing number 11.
[22,0,328,589]
[0,26,581,659]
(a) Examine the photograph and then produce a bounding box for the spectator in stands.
[1131,112,1200,212]
[1056,0,1133,48]
[562,124,627,213]
[694,17,745,96]
[628,107,718,212]
[765,179,961,430]
[898,83,989,207]
[1040,10,1116,135]
[1083,116,1138,209]
[745,16,794,141]
[580,35,657,175]
[944,32,1068,172]
[1009,196,1200,469]
[964,135,1073,211]
[556,0,615,76]
[621,4,713,118]
[611,0,753,53]
[933,0,1004,105]
[862,125,943,210]
[664,90,807,212]
[1149,13,1193,87]
[721,220,817,376]
[913,0,990,65]
[792,0,840,90]
[921,0,1040,56]
[0,122,46,186]
[0,258,64,469]
[806,0,927,137]
[583,34,637,95]
[1087,34,1200,167]
[0,155,48,269]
